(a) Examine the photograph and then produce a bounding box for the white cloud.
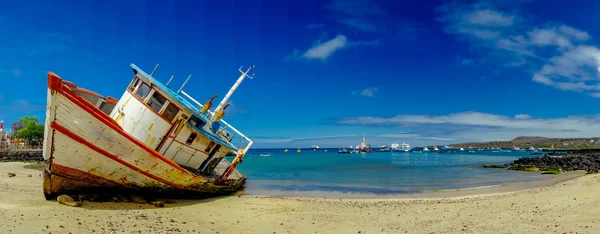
[336,111,600,142]
[349,39,381,47]
[253,135,359,143]
[289,34,380,61]
[463,9,515,27]
[336,18,378,32]
[437,1,600,98]
[514,114,532,119]
[353,87,379,97]
[558,25,591,41]
[376,133,455,141]
[532,46,600,92]
[301,34,348,61]
[11,68,22,77]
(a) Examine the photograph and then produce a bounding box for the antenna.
[213,64,256,116]
[150,63,160,76]
[177,74,192,94]
[166,75,174,86]
[238,64,256,80]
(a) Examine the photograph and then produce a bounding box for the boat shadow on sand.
[50,190,246,211]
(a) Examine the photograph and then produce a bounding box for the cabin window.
[186,132,198,145]
[147,91,167,113]
[135,82,151,99]
[205,141,215,152]
[161,102,179,122]
[189,115,206,128]
[128,78,141,92]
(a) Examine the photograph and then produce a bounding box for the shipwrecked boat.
[42,63,255,199]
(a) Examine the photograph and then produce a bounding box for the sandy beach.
[1,162,599,234]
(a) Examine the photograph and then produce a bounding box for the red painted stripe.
[51,163,125,188]
[47,72,188,174]
[50,121,186,190]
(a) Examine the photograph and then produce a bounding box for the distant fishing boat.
[358,137,372,153]
[423,147,430,152]
[259,154,270,157]
[311,145,320,151]
[42,63,256,199]
[432,146,439,152]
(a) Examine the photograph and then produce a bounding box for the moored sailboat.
[42,63,255,199]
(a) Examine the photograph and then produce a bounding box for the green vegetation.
[525,166,539,172]
[450,136,600,149]
[13,116,45,146]
[541,169,560,175]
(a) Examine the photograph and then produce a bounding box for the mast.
[150,63,160,76]
[213,65,255,116]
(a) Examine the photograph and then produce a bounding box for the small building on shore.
[0,120,11,150]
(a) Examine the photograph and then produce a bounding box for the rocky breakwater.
[0,150,44,162]
[484,152,600,174]
[509,153,600,174]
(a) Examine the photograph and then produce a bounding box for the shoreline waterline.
[242,170,587,199]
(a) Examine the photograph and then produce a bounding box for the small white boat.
[259,154,271,157]
[393,142,411,152]
[433,146,439,151]
[423,147,430,152]
[459,148,465,151]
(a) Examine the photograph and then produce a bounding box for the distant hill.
[446,136,600,149]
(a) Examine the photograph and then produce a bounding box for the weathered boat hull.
[42,72,246,199]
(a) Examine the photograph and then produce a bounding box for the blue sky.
[2,0,600,148]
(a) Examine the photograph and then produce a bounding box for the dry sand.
[1,162,599,234]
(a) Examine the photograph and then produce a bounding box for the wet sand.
[1,162,599,233]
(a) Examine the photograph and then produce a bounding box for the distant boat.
[358,137,372,153]
[392,143,411,152]
[259,154,270,157]
[411,147,424,153]
[311,145,320,151]
[468,146,475,153]
[423,147,430,152]
[338,147,359,154]
[433,146,439,151]
[459,148,465,151]
[377,145,392,152]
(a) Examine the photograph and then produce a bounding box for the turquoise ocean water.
[235,148,548,196]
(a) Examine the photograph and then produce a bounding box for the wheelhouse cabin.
[108,64,251,175]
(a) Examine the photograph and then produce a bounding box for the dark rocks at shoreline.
[0,150,44,162]
[508,153,600,173]
[483,164,510,168]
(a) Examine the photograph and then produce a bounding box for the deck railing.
[179,90,253,156]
